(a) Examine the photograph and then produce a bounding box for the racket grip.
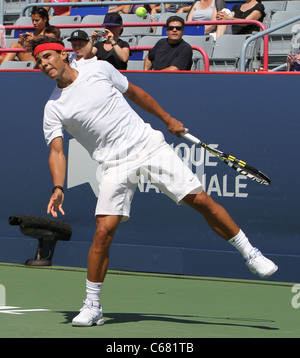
[181,129,201,145]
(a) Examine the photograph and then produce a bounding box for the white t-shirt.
[43,60,153,163]
[69,53,97,69]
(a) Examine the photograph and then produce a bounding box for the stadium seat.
[49,15,82,38]
[137,35,166,58]
[3,0,27,25]
[121,35,138,46]
[121,13,152,38]
[12,16,33,38]
[265,10,300,68]
[183,34,214,70]
[285,1,300,12]
[2,38,16,48]
[261,1,287,13]
[0,60,35,69]
[70,5,109,17]
[290,24,300,53]
[209,34,256,71]
[127,60,144,70]
[80,15,105,36]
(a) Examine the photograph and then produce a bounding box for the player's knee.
[93,223,113,250]
[192,192,219,216]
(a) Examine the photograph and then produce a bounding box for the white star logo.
[0,284,50,315]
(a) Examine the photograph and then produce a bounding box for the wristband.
[52,185,64,194]
[111,42,117,47]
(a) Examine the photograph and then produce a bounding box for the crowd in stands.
[0,1,299,71]
[43,0,78,17]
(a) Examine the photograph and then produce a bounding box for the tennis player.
[32,37,278,327]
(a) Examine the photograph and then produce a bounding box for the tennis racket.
[181,129,271,185]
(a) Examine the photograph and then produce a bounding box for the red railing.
[0,45,210,71]
[1,20,268,71]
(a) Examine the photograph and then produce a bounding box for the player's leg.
[72,215,122,327]
[87,214,122,283]
[182,191,278,278]
[182,191,239,240]
[144,132,278,279]
[73,156,138,327]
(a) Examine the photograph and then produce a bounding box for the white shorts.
[95,130,203,221]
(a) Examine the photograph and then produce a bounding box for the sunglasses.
[167,26,184,31]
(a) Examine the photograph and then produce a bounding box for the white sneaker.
[72,299,104,327]
[245,248,278,279]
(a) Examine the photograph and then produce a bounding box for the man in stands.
[144,16,193,71]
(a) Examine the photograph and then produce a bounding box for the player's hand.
[167,118,185,137]
[47,191,65,218]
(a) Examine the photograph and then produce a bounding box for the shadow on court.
[59,311,279,331]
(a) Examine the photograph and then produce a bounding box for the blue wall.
[0,69,299,283]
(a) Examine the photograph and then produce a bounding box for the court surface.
[0,262,299,339]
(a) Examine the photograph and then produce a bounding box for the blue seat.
[162,25,204,36]
[70,5,109,17]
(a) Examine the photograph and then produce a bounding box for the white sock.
[228,230,254,260]
[86,279,103,307]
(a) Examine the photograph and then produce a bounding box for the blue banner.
[0,70,299,282]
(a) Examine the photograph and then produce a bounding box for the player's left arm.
[124,82,185,136]
[47,136,66,217]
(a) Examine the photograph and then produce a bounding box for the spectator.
[90,12,130,70]
[216,0,265,36]
[107,0,153,15]
[144,16,192,71]
[44,25,62,40]
[287,51,300,71]
[187,0,226,36]
[43,0,78,17]
[107,0,131,14]
[67,30,97,68]
[151,2,191,21]
[1,7,49,65]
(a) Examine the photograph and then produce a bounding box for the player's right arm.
[47,136,66,217]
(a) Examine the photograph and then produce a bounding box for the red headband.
[34,43,65,57]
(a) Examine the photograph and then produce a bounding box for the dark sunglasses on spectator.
[167,26,184,31]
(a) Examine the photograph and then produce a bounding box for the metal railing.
[20,1,195,16]
[1,18,268,71]
[240,14,300,71]
[0,45,210,71]
[2,0,193,24]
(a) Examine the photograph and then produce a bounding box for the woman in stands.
[0,7,50,65]
[43,0,78,17]
[90,12,130,70]
[216,0,265,36]
[187,0,226,36]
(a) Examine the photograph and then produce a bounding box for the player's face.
[166,21,184,43]
[35,49,67,80]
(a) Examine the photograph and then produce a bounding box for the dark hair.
[44,25,61,40]
[166,16,185,28]
[31,6,50,27]
[30,36,68,63]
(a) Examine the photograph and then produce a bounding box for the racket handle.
[181,129,201,145]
